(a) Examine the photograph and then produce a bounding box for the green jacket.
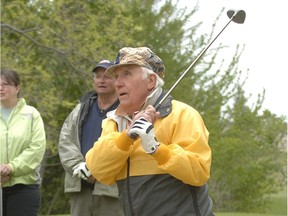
[0,98,46,187]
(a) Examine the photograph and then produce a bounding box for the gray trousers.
[70,186,124,216]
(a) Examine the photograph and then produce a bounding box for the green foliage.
[209,88,287,212]
[1,0,286,214]
[40,154,70,214]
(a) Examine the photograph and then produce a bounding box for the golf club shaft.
[155,10,239,110]
[130,10,244,140]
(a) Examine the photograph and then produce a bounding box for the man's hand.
[87,175,96,184]
[72,162,91,180]
[128,117,159,154]
[128,105,160,140]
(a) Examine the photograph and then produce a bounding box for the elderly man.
[86,47,214,216]
[59,60,123,216]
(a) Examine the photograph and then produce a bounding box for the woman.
[0,69,46,216]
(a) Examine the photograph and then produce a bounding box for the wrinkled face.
[0,77,19,104]
[93,68,116,96]
[113,65,156,114]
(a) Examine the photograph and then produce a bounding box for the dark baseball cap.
[92,60,114,73]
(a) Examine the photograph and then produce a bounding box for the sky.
[179,0,288,117]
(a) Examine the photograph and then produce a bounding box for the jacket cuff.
[115,131,135,151]
[152,144,171,165]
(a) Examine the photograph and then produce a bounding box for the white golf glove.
[72,162,91,180]
[128,117,159,154]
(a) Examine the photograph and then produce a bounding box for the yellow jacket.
[86,97,211,187]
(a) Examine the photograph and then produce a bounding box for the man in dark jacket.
[59,60,123,216]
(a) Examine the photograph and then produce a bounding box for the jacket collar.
[115,86,163,117]
[79,91,97,103]
[108,87,173,124]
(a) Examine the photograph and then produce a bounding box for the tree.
[1,0,286,214]
[209,87,287,212]
[1,0,138,214]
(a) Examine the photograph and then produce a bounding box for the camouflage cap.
[106,47,165,78]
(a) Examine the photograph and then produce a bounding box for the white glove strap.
[72,162,91,180]
[129,117,160,154]
[141,126,159,154]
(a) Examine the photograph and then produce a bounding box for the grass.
[217,185,287,216]
[48,186,287,216]
[216,213,282,216]
[264,185,287,215]
[48,213,285,216]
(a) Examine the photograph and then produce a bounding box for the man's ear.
[148,74,157,90]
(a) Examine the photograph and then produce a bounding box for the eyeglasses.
[0,82,15,88]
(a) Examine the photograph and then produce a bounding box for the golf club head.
[227,10,246,24]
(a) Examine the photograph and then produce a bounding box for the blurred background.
[1,0,286,215]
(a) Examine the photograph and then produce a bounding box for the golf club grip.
[154,103,161,111]
[129,124,153,140]
[130,132,139,140]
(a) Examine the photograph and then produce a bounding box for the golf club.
[154,9,246,110]
[130,9,245,140]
